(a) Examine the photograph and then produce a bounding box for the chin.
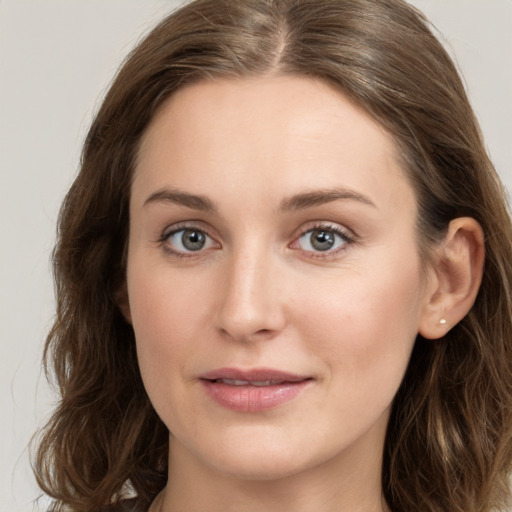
[208,454,310,482]
[190,433,334,483]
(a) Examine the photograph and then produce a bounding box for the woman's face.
[126,75,433,481]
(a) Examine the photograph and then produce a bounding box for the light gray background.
[1,1,511,510]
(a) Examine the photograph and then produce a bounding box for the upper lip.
[200,367,311,383]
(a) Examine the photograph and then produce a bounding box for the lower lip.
[201,380,311,412]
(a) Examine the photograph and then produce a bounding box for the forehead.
[133,75,414,215]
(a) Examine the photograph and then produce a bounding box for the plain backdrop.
[1,1,511,510]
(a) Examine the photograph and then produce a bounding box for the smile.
[200,368,313,412]
[215,379,290,386]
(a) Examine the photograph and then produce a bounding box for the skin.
[123,75,482,512]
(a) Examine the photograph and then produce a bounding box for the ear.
[115,280,132,324]
[419,217,485,339]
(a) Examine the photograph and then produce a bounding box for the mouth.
[199,368,313,412]
[211,378,298,386]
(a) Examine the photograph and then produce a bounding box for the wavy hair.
[33,0,512,510]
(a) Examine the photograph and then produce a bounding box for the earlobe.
[115,281,133,324]
[419,217,485,340]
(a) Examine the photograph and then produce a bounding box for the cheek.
[294,254,424,394]
[126,263,213,387]
[129,256,212,329]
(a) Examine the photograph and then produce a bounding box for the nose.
[215,246,287,343]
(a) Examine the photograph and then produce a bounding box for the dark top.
[102,499,145,512]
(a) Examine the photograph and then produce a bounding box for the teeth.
[218,379,282,386]
[251,380,275,386]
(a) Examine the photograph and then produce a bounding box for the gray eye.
[181,230,206,251]
[168,228,214,253]
[309,230,335,251]
[296,228,347,253]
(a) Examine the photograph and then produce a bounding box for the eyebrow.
[142,186,376,213]
[143,188,216,212]
[279,187,376,211]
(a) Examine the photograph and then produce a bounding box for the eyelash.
[157,222,218,258]
[157,222,355,259]
[291,223,355,258]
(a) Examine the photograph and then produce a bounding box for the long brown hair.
[34,1,512,510]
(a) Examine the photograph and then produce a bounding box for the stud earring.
[440,318,447,325]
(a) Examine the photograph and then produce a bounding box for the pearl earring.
[440,318,447,325]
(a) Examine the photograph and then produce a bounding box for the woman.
[33,0,512,511]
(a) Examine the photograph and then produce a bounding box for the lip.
[199,367,313,412]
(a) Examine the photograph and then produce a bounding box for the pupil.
[311,230,334,251]
[182,230,205,251]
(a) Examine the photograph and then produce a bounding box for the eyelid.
[158,221,200,242]
[156,220,356,259]
[158,221,221,257]
[289,222,356,256]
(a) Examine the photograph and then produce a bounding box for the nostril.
[255,328,272,336]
